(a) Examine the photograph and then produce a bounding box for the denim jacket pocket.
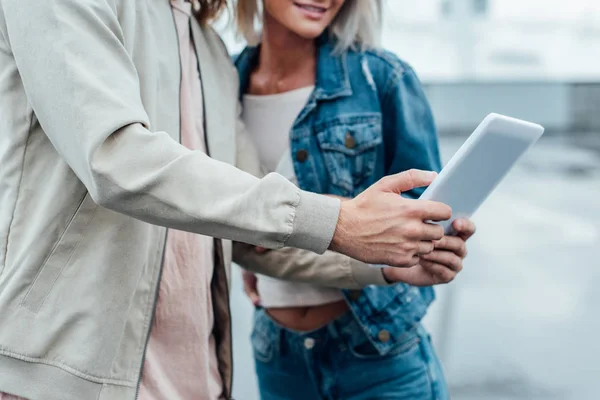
[315,114,382,195]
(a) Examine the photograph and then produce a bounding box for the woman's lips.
[293,2,328,20]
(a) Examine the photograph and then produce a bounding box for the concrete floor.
[230,135,600,400]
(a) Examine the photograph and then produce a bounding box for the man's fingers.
[421,223,445,241]
[408,201,452,222]
[417,240,435,255]
[410,255,420,267]
[389,254,420,268]
[419,260,457,284]
[452,218,476,241]
[404,223,444,242]
[434,236,467,258]
[421,250,463,272]
[377,169,437,194]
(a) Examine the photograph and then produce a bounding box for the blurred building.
[381,0,600,134]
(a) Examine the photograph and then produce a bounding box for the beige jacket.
[0,1,388,399]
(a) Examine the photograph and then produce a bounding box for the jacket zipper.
[133,7,182,400]
[189,19,234,399]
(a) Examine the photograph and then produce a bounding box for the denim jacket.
[234,35,443,355]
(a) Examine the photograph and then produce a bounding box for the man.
[0,1,455,399]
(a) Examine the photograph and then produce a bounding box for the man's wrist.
[329,200,356,253]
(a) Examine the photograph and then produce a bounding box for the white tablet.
[419,113,544,234]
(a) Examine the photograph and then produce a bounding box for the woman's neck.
[249,14,317,95]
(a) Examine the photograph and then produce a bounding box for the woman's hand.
[382,218,476,286]
[242,270,261,306]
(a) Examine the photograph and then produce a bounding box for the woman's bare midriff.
[266,299,349,332]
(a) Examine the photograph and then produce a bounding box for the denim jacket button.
[378,330,391,343]
[295,149,309,162]
[344,133,356,149]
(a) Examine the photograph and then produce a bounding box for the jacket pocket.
[315,114,382,195]
[21,193,98,313]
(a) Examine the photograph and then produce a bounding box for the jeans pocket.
[251,310,276,363]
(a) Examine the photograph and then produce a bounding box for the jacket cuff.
[350,259,392,287]
[285,190,340,254]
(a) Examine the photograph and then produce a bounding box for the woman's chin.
[290,24,327,41]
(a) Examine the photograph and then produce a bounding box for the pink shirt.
[138,1,223,399]
[0,1,222,399]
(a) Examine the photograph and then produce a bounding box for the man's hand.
[382,218,476,286]
[420,218,475,272]
[242,270,261,306]
[330,170,452,268]
[382,263,459,287]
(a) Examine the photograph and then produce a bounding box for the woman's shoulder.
[349,47,415,80]
[343,47,424,97]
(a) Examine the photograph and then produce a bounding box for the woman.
[0,0,457,399]
[234,1,476,399]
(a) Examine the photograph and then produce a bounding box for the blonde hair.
[235,0,383,52]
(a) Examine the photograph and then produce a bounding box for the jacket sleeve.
[381,64,443,199]
[232,244,390,289]
[0,0,339,253]
[232,62,444,283]
[233,103,388,289]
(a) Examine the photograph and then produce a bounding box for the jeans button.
[304,338,315,350]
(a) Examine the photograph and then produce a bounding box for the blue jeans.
[251,309,449,400]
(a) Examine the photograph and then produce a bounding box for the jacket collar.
[235,33,352,104]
